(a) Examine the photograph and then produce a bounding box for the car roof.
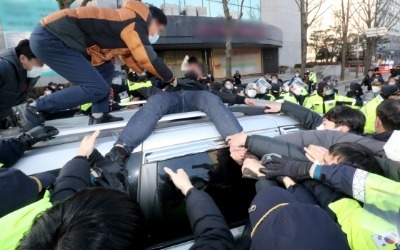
[13,109,299,176]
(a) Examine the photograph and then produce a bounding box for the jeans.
[116,90,243,152]
[30,25,114,113]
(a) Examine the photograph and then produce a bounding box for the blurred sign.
[366,27,388,37]
[0,0,60,76]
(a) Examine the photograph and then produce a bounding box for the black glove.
[93,167,125,192]
[260,154,312,181]
[88,149,104,167]
[260,153,290,165]
[95,159,124,176]
[16,126,59,147]
[105,146,129,165]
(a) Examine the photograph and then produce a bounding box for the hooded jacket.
[40,1,173,82]
[0,49,39,119]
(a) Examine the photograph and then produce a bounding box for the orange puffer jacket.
[40,1,173,81]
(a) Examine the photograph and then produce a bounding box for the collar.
[373,131,393,142]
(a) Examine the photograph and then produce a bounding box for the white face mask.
[292,88,302,96]
[247,89,257,98]
[259,86,267,94]
[112,76,122,85]
[372,86,381,93]
[282,86,289,92]
[326,89,334,95]
[225,84,232,90]
[316,124,325,130]
[295,73,300,77]
[272,80,278,84]
[44,90,52,95]
[27,66,43,78]
[149,33,160,44]
[389,81,396,85]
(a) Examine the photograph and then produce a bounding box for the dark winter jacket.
[362,74,384,91]
[51,156,91,203]
[245,131,400,181]
[0,49,39,119]
[186,189,235,249]
[281,101,323,130]
[41,1,173,82]
[132,78,247,106]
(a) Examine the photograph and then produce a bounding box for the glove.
[170,77,178,87]
[93,167,125,192]
[17,126,59,147]
[95,160,124,176]
[260,154,312,181]
[105,146,129,165]
[260,153,289,165]
[88,149,104,167]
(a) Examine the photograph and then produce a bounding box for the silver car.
[14,106,303,249]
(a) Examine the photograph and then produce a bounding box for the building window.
[148,0,261,20]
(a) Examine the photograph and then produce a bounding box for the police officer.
[361,85,400,134]
[0,40,44,127]
[346,82,364,106]
[304,81,359,114]
[279,82,299,104]
[233,70,241,85]
[304,69,317,94]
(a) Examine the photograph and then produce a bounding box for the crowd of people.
[0,1,399,249]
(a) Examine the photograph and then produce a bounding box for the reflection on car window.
[151,148,256,245]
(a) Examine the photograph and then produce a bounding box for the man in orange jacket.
[16,1,175,127]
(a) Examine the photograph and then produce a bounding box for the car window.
[149,147,256,246]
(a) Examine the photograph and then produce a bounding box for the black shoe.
[13,102,45,131]
[16,126,59,147]
[88,113,123,125]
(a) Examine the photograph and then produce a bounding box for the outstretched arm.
[51,131,100,203]
[164,168,234,249]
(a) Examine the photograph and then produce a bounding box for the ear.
[375,117,382,129]
[341,126,350,133]
[19,54,27,64]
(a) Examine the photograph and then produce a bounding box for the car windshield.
[152,147,256,246]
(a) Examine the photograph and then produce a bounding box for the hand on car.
[77,130,100,158]
[230,145,247,164]
[304,145,329,164]
[244,98,256,106]
[260,154,312,181]
[226,132,248,147]
[164,167,194,196]
[242,155,265,178]
[264,101,282,113]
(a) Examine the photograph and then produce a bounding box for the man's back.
[41,1,150,55]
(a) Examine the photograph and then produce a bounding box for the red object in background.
[376,64,396,74]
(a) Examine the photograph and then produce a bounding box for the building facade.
[260,0,301,69]
[133,0,284,78]
[0,0,290,80]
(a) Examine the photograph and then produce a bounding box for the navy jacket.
[186,189,234,250]
[0,49,39,119]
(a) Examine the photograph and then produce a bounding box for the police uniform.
[279,92,298,104]
[304,80,357,114]
[303,93,356,114]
